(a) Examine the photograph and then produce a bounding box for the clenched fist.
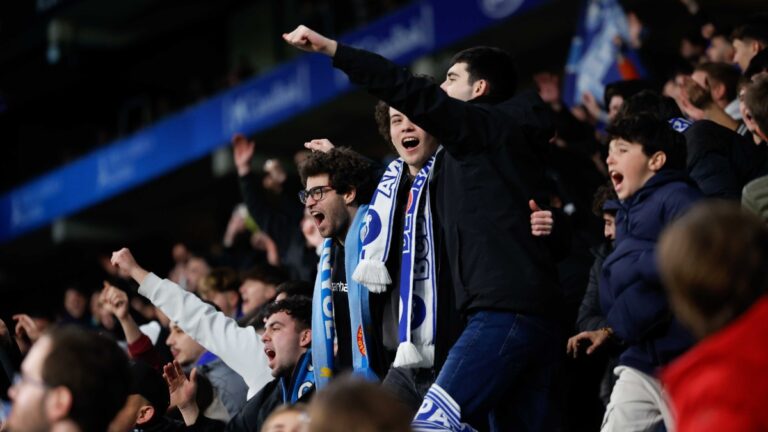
[282,25,338,57]
[111,248,149,284]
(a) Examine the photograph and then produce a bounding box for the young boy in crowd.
[569,113,702,431]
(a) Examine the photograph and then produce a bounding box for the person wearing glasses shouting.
[296,147,390,392]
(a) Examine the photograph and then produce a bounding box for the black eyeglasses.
[299,185,334,204]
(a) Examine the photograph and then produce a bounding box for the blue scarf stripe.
[345,205,378,380]
[312,205,378,390]
[311,239,335,389]
[280,349,314,404]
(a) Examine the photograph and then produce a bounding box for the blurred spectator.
[0,318,21,401]
[169,243,192,286]
[6,326,131,432]
[166,323,248,419]
[260,404,308,432]
[731,15,768,72]
[238,264,289,326]
[307,375,412,432]
[568,184,622,402]
[658,202,768,431]
[706,30,735,63]
[743,73,768,144]
[222,204,281,271]
[744,48,768,81]
[691,62,742,120]
[184,256,211,294]
[61,286,90,326]
[233,134,319,282]
[743,174,768,221]
[275,280,314,302]
[199,268,242,320]
[109,361,172,432]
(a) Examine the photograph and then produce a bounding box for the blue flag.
[562,0,647,108]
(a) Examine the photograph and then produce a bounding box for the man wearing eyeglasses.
[296,147,385,387]
[5,326,130,432]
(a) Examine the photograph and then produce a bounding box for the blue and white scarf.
[280,349,314,404]
[311,205,378,390]
[353,150,440,368]
[412,384,477,432]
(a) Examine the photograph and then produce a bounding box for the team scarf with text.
[353,149,441,368]
[311,205,378,389]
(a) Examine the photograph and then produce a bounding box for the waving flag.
[562,0,647,108]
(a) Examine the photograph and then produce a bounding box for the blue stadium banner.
[0,0,551,243]
[562,0,646,108]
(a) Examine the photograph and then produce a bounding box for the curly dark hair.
[263,295,312,331]
[299,147,377,205]
[374,100,393,145]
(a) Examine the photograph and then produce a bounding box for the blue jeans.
[416,311,561,431]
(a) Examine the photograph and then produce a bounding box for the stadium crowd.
[1,1,768,431]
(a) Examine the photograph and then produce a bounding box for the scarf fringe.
[393,341,425,368]
[353,259,392,293]
[418,344,434,368]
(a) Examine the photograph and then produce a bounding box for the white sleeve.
[138,272,272,399]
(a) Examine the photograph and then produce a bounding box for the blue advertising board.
[0,0,551,243]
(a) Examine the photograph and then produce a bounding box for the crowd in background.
[1,1,768,431]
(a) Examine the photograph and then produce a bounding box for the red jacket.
[661,296,768,431]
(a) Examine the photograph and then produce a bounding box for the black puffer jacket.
[334,44,561,315]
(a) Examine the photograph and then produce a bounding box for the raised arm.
[283,25,517,157]
[232,134,302,256]
[112,248,272,398]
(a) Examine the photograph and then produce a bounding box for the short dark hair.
[241,263,289,287]
[42,326,131,432]
[619,89,683,121]
[606,113,687,171]
[592,182,619,217]
[745,49,768,80]
[449,46,517,101]
[263,296,312,331]
[275,280,314,299]
[299,147,377,205]
[659,201,768,338]
[745,74,768,136]
[732,15,768,46]
[694,62,741,102]
[129,361,170,418]
[308,375,412,432]
[603,80,651,109]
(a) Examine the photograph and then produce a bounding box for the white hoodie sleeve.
[138,272,272,399]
